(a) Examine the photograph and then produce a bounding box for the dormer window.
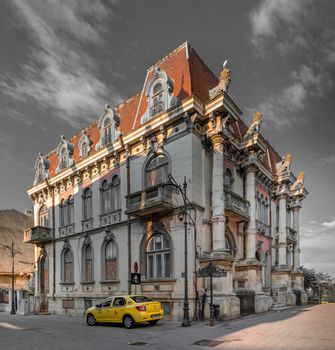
[96,104,121,150]
[141,68,177,124]
[78,131,92,159]
[33,153,50,185]
[56,135,74,174]
[151,82,165,117]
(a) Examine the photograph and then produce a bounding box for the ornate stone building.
[24,42,308,319]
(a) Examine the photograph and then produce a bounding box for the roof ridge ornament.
[209,60,231,99]
[244,112,263,139]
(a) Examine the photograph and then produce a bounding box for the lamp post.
[164,174,191,327]
[10,242,15,315]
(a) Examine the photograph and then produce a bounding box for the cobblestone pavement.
[0,304,334,350]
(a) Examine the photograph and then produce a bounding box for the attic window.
[150,82,165,117]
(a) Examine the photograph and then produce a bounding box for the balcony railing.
[59,223,75,237]
[82,218,93,232]
[99,210,121,226]
[126,184,174,217]
[224,189,249,220]
[24,226,52,245]
[256,220,271,236]
[286,227,297,243]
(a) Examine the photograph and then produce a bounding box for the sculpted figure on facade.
[244,111,263,139]
[210,61,231,98]
[291,171,305,196]
[277,153,292,177]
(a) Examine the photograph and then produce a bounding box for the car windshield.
[130,296,154,303]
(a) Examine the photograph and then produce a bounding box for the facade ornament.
[209,61,231,98]
[33,153,50,185]
[83,234,92,246]
[56,135,74,174]
[78,130,93,159]
[277,153,292,178]
[104,228,115,241]
[63,239,71,250]
[152,221,166,234]
[244,112,263,139]
[290,172,305,196]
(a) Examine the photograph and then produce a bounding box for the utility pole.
[10,242,15,315]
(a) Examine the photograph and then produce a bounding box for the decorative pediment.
[141,67,178,124]
[33,153,50,185]
[96,104,121,150]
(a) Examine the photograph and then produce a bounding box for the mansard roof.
[41,41,283,179]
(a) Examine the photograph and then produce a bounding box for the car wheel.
[148,320,159,325]
[123,315,135,329]
[86,314,97,326]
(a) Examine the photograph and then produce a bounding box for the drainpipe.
[45,179,56,301]
[126,156,132,294]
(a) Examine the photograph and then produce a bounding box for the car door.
[110,297,127,322]
[97,297,113,322]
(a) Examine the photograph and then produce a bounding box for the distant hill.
[0,209,34,274]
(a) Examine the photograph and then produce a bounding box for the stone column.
[292,202,301,269]
[278,194,287,267]
[287,245,293,268]
[210,134,226,253]
[245,165,257,260]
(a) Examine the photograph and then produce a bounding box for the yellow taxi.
[85,295,164,328]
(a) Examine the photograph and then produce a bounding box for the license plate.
[151,314,160,318]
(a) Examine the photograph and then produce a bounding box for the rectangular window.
[164,253,170,277]
[156,254,162,278]
[85,260,92,281]
[147,255,154,278]
[105,259,117,280]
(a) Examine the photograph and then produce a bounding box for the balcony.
[287,227,297,243]
[24,226,52,245]
[82,218,93,232]
[59,223,75,237]
[126,184,174,217]
[224,189,249,220]
[256,220,271,236]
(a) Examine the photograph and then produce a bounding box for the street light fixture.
[164,174,192,327]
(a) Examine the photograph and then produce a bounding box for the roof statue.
[244,111,263,139]
[291,172,305,195]
[277,153,292,176]
[210,60,231,98]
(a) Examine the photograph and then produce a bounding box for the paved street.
[0,304,334,350]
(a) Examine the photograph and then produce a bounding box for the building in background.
[0,209,34,312]
[24,42,308,319]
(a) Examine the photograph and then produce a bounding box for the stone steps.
[271,303,287,311]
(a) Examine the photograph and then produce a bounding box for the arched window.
[83,245,93,282]
[83,188,92,220]
[100,180,111,214]
[224,168,233,190]
[145,154,169,188]
[111,175,120,212]
[63,248,74,283]
[39,205,49,227]
[104,240,117,281]
[103,117,112,145]
[150,82,165,117]
[146,233,171,279]
[67,196,74,225]
[60,199,66,227]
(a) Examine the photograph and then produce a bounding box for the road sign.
[131,273,141,285]
[134,262,139,273]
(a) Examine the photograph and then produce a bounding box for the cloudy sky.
[0,0,334,276]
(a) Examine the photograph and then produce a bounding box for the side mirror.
[95,303,101,308]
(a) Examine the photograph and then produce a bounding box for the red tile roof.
[43,42,282,180]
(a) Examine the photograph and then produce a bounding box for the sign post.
[131,262,141,295]
[196,262,227,326]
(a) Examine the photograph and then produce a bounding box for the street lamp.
[164,174,191,327]
[10,242,15,315]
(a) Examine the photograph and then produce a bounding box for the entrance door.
[40,255,49,311]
